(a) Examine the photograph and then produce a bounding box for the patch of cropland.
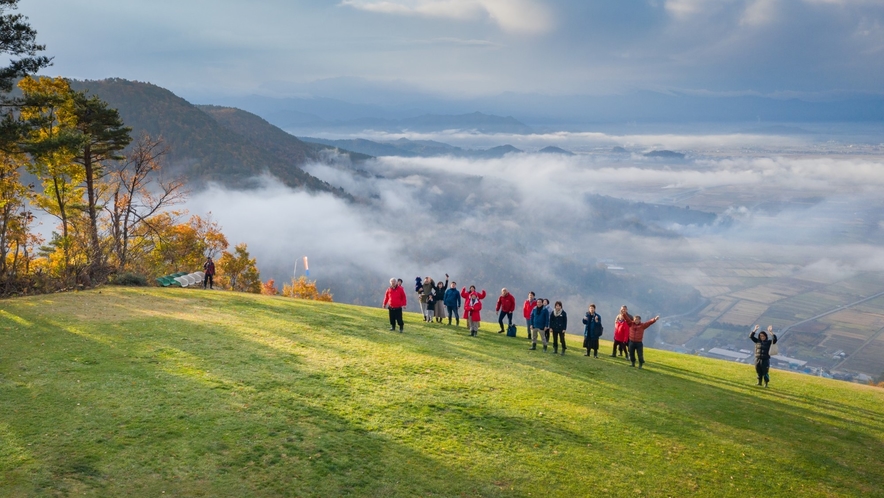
[1,288,882,497]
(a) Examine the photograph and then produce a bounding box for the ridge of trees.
[69,79,361,198]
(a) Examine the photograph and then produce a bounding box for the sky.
[24,0,884,101]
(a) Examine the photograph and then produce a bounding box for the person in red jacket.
[522,292,537,339]
[461,285,487,336]
[495,288,516,334]
[383,278,407,333]
[612,305,633,358]
[628,314,659,369]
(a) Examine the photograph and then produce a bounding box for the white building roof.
[772,355,807,367]
[708,348,751,360]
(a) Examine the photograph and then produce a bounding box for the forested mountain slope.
[71,79,359,196]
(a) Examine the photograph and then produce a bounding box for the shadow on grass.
[0,308,520,497]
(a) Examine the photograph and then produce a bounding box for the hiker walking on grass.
[628,314,659,369]
[529,299,551,352]
[750,325,778,387]
[443,281,461,326]
[461,286,486,336]
[523,292,537,339]
[613,306,633,358]
[549,301,568,355]
[433,275,449,323]
[383,278,407,332]
[203,257,215,289]
[583,304,603,358]
[496,288,516,334]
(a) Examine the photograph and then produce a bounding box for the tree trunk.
[83,143,102,279]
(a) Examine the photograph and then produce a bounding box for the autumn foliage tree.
[282,276,333,302]
[217,243,261,293]
[261,279,278,296]
[105,133,186,270]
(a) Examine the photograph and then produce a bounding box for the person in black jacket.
[432,276,449,323]
[549,301,568,355]
[203,257,215,289]
[750,324,778,387]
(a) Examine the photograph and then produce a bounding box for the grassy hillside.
[1,288,882,497]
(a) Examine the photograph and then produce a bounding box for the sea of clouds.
[184,131,884,315]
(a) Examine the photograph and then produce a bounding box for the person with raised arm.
[628,314,659,369]
[750,324,778,387]
[432,275,449,323]
[461,285,487,336]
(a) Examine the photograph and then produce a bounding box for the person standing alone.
[383,278,407,332]
[203,257,215,289]
[750,325,778,387]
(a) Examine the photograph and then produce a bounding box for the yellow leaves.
[217,243,261,293]
[282,276,333,302]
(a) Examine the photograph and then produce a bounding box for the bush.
[109,272,149,286]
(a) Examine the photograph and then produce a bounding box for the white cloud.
[741,0,779,26]
[664,0,719,19]
[340,0,554,34]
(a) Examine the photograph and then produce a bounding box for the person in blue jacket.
[529,299,551,352]
[582,303,603,358]
[443,281,462,326]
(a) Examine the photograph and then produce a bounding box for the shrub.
[109,272,148,286]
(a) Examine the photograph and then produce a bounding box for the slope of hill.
[1,287,882,497]
[70,79,359,195]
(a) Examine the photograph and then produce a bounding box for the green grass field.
[1,287,883,497]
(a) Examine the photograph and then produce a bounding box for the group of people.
[382,276,779,384]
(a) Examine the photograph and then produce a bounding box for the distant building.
[772,354,807,368]
[707,348,751,361]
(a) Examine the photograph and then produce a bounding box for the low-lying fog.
[186,129,884,324]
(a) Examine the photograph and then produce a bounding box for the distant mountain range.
[196,80,884,131]
[301,137,528,158]
[267,110,533,135]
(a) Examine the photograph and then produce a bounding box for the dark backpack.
[506,324,517,337]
